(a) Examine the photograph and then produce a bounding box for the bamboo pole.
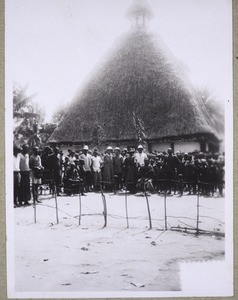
[144,187,152,229]
[100,184,107,227]
[164,191,168,230]
[33,203,36,223]
[196,191,200,235]
[78,188,82,226]
[125,182,129,228]
[51,171,59,224]
[54,192,59,224]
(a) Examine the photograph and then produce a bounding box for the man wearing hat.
[91,148,103,191]
[80,145,92,192]
[134,145,148,168]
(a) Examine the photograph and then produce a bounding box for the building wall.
[151,142,171,152]
[59,142,136,155]
[174,141,200,153]
[57,140,213,155]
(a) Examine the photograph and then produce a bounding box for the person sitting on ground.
[63,162,85,196]
[136,158,155,196]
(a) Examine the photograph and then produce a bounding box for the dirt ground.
[13,191,225,293]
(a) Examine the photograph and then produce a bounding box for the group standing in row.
[13,143,225,207]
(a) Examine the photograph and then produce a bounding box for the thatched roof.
[49,29,223,144]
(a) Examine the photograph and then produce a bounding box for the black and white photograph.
[5,0,233,298]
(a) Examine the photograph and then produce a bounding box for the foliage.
[13,83,45,146]
[51,103,67,125]
[195,87,224,136]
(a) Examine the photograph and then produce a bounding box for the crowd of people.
[13,143,225,207]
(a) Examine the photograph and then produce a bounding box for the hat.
[114,147,120,151]
[123,148,128,152]
[83,145,89,150]
[107,146,113,150]
[138,145,143,149]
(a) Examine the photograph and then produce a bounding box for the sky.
[6,0,232,122]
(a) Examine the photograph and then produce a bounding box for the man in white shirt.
[80,145,92,192]
[91,149,103,191]
[134,145,148,167]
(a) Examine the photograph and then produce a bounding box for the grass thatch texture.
[50,30,222,143]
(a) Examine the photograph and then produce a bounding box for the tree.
[195,87,224,135]
[13,83,45,146]
[51,103,66,125]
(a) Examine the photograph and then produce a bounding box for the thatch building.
[49,0,223,153]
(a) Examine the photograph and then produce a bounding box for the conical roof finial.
[126,0,155,29]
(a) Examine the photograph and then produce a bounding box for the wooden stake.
[145,189,152,229]
[33,203,36,223]
[196,192,200,235]
[164,192,168,230]
[78,192,82,226]
[125,183,129,228]
[54,189,59,224]
[100,184,107,227]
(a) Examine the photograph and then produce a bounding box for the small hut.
[49,0,223,153]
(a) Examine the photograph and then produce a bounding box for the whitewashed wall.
[174,141,200,153]
[151,142,171,152]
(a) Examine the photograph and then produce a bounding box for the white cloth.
[19,153,30,171]
[134,152,148,166]
[68,156,75,163]
[13,154,20,171]
[91,156,103,172]
[80,153,92,172]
